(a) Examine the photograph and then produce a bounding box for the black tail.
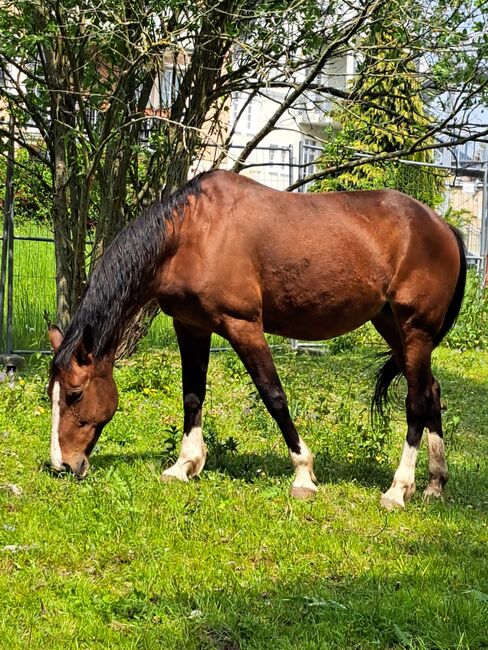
[372,225,467,418]
[433,226,467,346]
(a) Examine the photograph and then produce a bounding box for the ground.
[0,344,487,649]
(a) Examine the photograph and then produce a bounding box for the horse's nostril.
[75,458,89,478]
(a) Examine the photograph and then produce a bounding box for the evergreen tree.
[315,13,445,207]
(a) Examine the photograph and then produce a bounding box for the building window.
[269,145,288,170]
[231,92,255,135]
[160,67,180,108]
[303,138,319,176]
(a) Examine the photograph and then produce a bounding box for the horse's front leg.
[222,317,317,500]
[162,321,210,483]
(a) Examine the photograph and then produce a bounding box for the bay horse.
[48,170,466,510]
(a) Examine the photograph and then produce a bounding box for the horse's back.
[161,171,461,340]
[200,170,452,263]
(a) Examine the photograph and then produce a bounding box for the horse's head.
[48,325,118,477]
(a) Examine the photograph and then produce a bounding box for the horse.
[47,170,466,510]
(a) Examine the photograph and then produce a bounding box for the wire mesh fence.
[1,143,487,356]
[10,223,56,352]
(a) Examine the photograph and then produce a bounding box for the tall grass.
[4,222,56,351]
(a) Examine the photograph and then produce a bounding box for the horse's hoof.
[161,465,189,483]
[291,485,317,500]
[380,491,405,511]
[423,485,444,502]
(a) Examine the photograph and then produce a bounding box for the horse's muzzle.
[59,456,90,479]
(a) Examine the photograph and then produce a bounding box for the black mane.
[52,173,207,372]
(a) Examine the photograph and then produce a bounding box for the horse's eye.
[66,390,83,406]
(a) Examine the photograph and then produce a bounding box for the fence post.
[288,144,294,188]
[0,187,8,354]
[0,118,14,353]
[481,164,488,286]
[0,117,24,371]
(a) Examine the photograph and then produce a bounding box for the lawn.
[0,343,487,649]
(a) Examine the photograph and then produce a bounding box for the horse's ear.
[48,325,64,353]
[74,326,94,367]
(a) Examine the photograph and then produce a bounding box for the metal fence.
[1,142,487,357]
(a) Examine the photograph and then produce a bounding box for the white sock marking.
[382,441,418,508]
[427,432,447,479]
[289,437,317,492]
[394,441,418,488]
[163,426,206,481]
[50,381,63,471]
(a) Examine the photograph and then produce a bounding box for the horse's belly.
[261,287,385,341]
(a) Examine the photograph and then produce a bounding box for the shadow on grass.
[88,446,393,493]
[104,562,488,650]
[206,449,394,490]
[89,451,168,471]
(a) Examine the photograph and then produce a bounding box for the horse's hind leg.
[381,326,446,510]
[371,305,405,377]
[222,318,317,500]
[423,377,448,501]
[162,321,210,483]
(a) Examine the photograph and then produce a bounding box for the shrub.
[445,270,488,351]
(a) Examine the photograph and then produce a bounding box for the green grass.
[1,345,487,649]
[6,222,56,351]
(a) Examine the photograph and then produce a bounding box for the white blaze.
[50,381,63,471]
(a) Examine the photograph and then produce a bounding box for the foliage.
[2,0,488,326]
[394,159,447,209]
[443,205,474,231]
[312,5,448,207]
[0,347,487,648]
[444,270,488,351]
[0,149,52,224]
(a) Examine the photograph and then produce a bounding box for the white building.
[224,54,355,190]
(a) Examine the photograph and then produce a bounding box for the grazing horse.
[48,170,466,510]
